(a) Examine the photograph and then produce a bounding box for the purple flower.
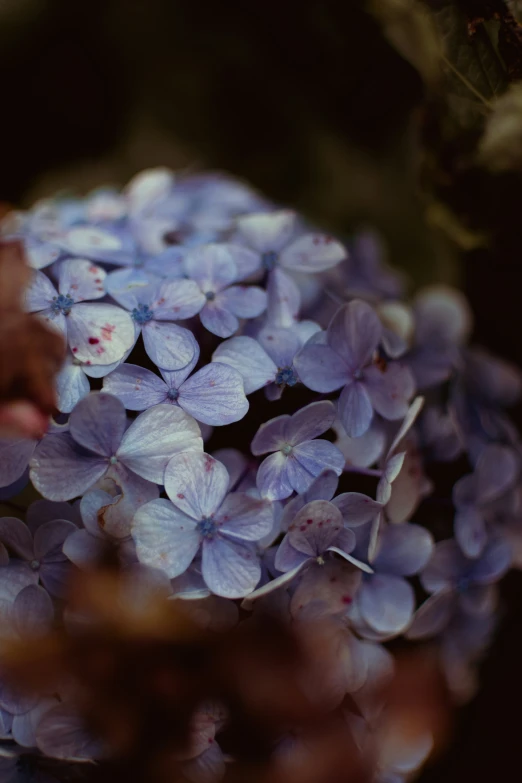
[452,444,519,558]
[102,343,248,426]
[406,286,471,390]
[351,523,434,637]
[235,210,346,325]
[236,210,345,273]
[106,270,203,370]
[276,500,362,573]
[25,260,135,366]
[211,322,319,398]
[30,392,202,501]
[407,537,511,640]
[179,244,267,337]
[132,451,274,598]
[0,516,76,597]
[252,401,344,501]
[244,500,371,607]
[294,301,415,438]
[279,470,382,532]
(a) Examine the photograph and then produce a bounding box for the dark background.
[2,2,522,780]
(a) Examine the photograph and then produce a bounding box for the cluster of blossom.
[0,167,520,783]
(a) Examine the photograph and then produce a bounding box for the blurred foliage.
[3,0,522,288]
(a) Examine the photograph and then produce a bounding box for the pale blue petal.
[70,392,126,456]
[293,343,349,393]
[178,363,249,426]
[358,574,414,635]
[106,267,154,309]
[216,493,273,540]
[164,451,229,520]
[280,233,346,272]
[291,440,345,484]
[338,381,373,438]
[117,404,203,484]
[219,285,267,318]
[132,498,200,578]
[327,300,382,371]
[251,415,290,455]
[266,268,301,327]
[236,210,296,253]
[286,400,336,445]
[274,534,311,572]
[183,244,237,291]
[332,493,382,527]
[159,332,201,388]
[142,321,196,370]
[103,364,168,410]
[202,536,260,598]
[200,301,239,338]
[24,270,57,312]
[374,524,434,576]
[212,336,277,394]
[257,326,301,368]
[30,434,107,501]
[256,452,293,501]
[56,359,91,413]
[151,278,206,320]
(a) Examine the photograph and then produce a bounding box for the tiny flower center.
[281,443,293,456]
[51,293,75,315]
[316,555,325,566]
[131,303,154,324]
[261,250,278,271]
[353,368,364,381]
[275,366,298,387]
[167,388,180,401]
[30,559,40,571]
[205,291,216,301]
[109,456,118,465]
[197,517,217,539]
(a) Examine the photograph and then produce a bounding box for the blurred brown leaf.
[0,240,64,435]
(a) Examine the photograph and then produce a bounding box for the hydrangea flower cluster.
[1,168,521,782]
